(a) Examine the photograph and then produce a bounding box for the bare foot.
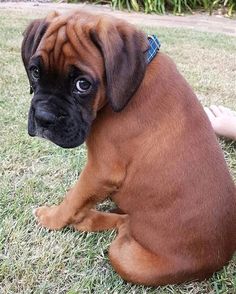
[204,105,236,140]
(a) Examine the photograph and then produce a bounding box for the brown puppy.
[21,10,236,286]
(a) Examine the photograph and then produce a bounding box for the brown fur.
[22,10,236,286]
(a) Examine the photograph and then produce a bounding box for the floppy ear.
[21,12,59,93]
[90,20,148,112]
[21,19,48,93]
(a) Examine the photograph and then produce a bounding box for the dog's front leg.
[33,161,125,230]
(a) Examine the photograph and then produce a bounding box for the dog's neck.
[88,51,205,156]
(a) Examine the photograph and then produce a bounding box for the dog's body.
[22,10,236,286]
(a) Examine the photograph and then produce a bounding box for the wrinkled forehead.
[34,12,104,78]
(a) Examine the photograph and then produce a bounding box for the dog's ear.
[21,12,59,93]
[90,20,148,112]
[21,19,48,93]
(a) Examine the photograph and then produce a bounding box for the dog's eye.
[75,78,91,94]
[30,66,40,81]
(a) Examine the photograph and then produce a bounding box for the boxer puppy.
[21,10,236,286]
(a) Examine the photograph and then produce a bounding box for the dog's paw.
[33,205,66,230]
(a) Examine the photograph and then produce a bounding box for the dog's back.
[97,52,236,277]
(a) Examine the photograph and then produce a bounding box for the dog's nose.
[35,109,57,127]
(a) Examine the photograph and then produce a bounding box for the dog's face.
[21,11,148,148]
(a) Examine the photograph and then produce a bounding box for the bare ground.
[0,2,236,36]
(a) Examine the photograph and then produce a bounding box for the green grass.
[0,9,236,294]
[69,0,236,16]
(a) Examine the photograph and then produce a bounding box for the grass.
[69,0,236,16]
[0,8,236,294]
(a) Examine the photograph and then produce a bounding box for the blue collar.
[146,35,161,64]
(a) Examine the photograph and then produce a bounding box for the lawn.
[0,8,236,294]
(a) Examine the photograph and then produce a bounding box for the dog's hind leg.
[72,209,127,232]
[73,212,193,285]
[109,218,199,286]
[73,211,212,285]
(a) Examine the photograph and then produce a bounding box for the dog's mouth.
[28,106,91,148]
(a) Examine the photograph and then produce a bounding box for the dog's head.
[21,11,148,148]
